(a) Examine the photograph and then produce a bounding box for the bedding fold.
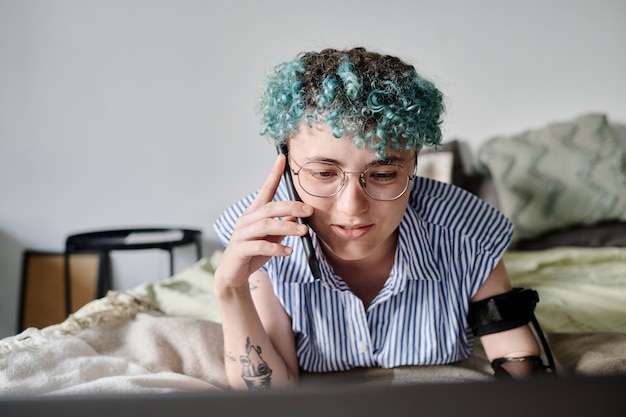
[0,292,228,395]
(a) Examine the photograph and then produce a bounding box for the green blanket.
[504,247,626,333]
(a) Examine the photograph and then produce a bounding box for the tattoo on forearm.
[226,351,236,363]
[240,337,272,389]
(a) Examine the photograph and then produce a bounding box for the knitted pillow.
[478,113,626,243]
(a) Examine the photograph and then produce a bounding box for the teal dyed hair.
[258,47,445,159]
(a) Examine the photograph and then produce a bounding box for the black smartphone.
[277,144,322,280]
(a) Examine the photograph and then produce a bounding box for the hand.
[214,154,313,291]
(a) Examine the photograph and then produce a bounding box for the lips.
[332,224,373,239]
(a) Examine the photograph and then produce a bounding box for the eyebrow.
[305,154,411,167]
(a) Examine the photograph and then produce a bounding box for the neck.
[322,234,397,308]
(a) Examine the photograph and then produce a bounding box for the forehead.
[289,123,413,163]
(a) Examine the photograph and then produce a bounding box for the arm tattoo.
[240,337,273,389]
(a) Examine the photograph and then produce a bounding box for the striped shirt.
[214,176,513,372]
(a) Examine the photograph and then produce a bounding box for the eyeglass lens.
[296,162,412,200]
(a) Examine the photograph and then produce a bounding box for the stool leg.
[97,251,112,298]
[64,251,72,316]
[195,238,202,260]
[168,249,174,276]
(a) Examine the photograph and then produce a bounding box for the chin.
[322,239,379,262]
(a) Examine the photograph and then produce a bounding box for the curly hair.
[258,47,445,159]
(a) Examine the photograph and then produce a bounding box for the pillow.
[416,151,454,183]
[419,140,502,209]
[478,113,626,243]
[418,140,474,186]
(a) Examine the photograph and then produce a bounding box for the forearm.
[216,284,296,390]
[481,325,539,359]
[472,262,548,379]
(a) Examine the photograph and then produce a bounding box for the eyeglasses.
[291,160,416,201]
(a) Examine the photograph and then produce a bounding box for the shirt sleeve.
[409,177,514,297]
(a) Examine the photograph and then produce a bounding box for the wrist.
[491,356,555,379]
[213,277,253,304]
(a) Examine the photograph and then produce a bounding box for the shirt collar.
[282,205,440,290]
[394,204,441,282]
[275,177,440,287]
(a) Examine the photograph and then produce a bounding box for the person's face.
[287,123,415,266]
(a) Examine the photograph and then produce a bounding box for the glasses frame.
[290,156,417,201]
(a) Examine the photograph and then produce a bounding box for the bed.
[1,113,625,414]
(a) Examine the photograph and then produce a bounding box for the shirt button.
[357,341,368,353]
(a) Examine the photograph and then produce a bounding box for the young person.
[214,47,547,390]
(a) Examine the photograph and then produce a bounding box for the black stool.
[63,228,202,315]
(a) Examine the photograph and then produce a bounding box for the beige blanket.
[0,293,227,395]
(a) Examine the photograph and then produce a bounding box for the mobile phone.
[277,144,322,280]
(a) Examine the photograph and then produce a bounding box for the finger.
[238,200,313,228]
[250,154,286,209]
[239,239,294,258]
[234,216,309,243]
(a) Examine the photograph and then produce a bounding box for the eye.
[368,166,400,183]
[310,169,339,181]
[303,163,341,181]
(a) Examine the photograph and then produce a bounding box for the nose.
[336,173,369,215]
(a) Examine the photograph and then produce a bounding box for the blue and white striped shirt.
[214,176,513,372]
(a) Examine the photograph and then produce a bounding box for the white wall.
[1,0,625,337]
